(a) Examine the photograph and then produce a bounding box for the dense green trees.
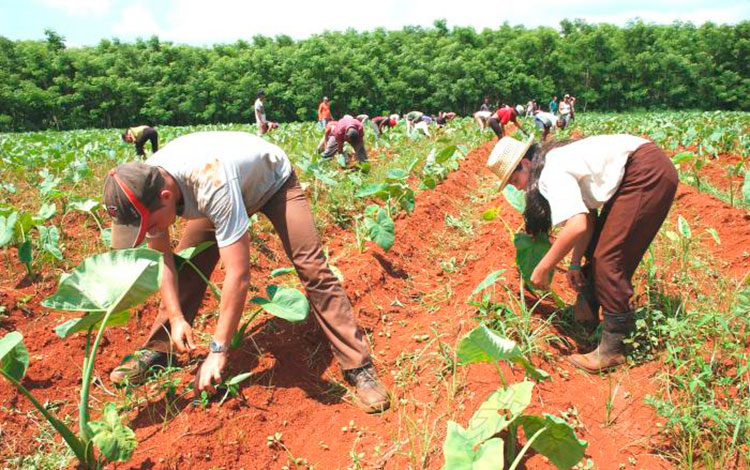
[1,20,749,131]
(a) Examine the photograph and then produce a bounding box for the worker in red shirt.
[318,96,333,129]
[316,116,368,163]
[488,105,529,139]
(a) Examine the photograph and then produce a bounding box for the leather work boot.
[343,364,391,414]
[567,312,634,374]
[110,349,170,385]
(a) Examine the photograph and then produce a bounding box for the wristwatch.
[209,340,229,354]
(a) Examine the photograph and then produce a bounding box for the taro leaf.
[364,204,380,217]
[742,169,750,204]
[251,285,309,322]
[435,145,458,164]
[226,371,253,386]
[399,188,416,213]
[458,325,549,381]
[671,151,695,164]
[364,208,395,252]
[42,248,163,314]
[466,381,534,443]
[355,183,389,199]
[386,168,409,181]
[18,240,32,266]
[705,228,721,245]
[37,225,63,260]
[174,241,216,270]
[67,198,100,213]
[270,267,295,277]
[0,331,29,381]
[503,185,526,213]
[35,203,57,222]
[470,270,506,297]
[442,421,504,470]
[88,403,137,462]
[0,212,17,247]
[514,233,552,285]
[55,310,131,339]
[516,414,588,470]
[677,215,691,238]
[481,208,498,221]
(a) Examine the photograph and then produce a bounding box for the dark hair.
[257,90,266,97]
[121,130,128,141]
[522,140,574,236]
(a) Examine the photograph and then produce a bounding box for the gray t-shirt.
[146,132,292,247]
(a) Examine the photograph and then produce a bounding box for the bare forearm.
[212,271,249,345]
[538,213,589,271]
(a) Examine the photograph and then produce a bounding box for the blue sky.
[2,0,749,47]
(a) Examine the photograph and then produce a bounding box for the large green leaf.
[677,214,691,238]
[516,414,588,470]
[173,241,216,270]
[37,225,63,260]
[18,240,32,266]
[0,212,17,247]
[470,270,506,297]
[42,248,163,313]
[34,202,57,222]
[364,208,395,252]
[355,183,389,198]
[435,145,459,164]
[251,285,309,322]
[88,402,137,462]
[466,382,534,443]
[0,331,29,381]
[458,325,549,381]
[503,185,526,213]
[67,198,100,213]
[442,421,504,470]
[514,233,552,285]
[54,310,131,339]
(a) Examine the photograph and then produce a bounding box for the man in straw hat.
[487,134,677,373]
[103,131,389,413]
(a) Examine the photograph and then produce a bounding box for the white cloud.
[108,0,750,45]
[39,0,113,16]
[112,2,163,38]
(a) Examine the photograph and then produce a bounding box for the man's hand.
[566,268,586,291]
[530,265,551,290]
[194,352,227,397]
[169,316,196,353]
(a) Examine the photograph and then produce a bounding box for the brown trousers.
[586,142,678,314]
[144,172,371,370]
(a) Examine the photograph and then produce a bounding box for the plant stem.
[79,309,115,442]
[507,426,547,470]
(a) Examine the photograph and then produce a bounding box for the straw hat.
[486,135,535,190]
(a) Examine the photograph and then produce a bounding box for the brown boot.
[343,364,391,414]
[110,349,170,385]
[568,312,633,374]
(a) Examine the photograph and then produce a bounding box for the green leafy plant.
[231,285,310,348]
[0,247,163,468]
[356,204,395,252]
[443,326,586,470]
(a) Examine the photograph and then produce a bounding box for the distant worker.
[413,115,432,137]
[569,96,577,121]
[404,111,424,134]
[435,111,457,128]
[488,105,529,139]
[254,90,269,136]
[318,96,333,129]
[371,115,397,138]
[474,110,492,131]
[515,104,525,116]
[122,125,158,157]
[549,96,558,115]
[559,95,572,129]
[533,110,561,141]
[480,97,491,112]
[317,116,368,163]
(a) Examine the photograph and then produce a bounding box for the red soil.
[2,138,746,469]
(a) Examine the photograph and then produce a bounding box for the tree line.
[1,19,749,132]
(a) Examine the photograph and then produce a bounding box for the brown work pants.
[144,172,371,370]
[586,142,678,314]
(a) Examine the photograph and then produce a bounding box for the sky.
[1,0,749,47]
